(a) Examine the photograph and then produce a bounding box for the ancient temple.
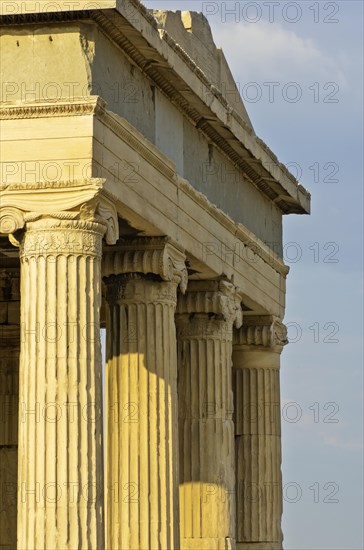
[0,2,310,549]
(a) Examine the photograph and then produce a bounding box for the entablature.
[0,96,289,317]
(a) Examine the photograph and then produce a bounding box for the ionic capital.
[103,237,188,292]
[0,178,119,245]
[176,279,243,328]
[234,315,288,349]
[19,217,106,260]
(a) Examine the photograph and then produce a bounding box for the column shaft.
[17,218,105,550]
[176,280,242,550]
[177,316,235,550]
[233,320,287,550]
[105,276,180,550]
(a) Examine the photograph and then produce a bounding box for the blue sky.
[140,2,363,548]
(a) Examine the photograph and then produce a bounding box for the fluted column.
[0,179,119,549]
[176,280,243,550]
[0,269,20,550]
[17,216,106,549]
[232,317,288,550]
[103,238,188,550]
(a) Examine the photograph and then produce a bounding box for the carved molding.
[176,279,243,328]
[96,194,119,245]
[234,316,288,348]
[0,178,119,245]
[105,275,178,306]
[19,217,106,259]
[0,207,24,235]
[103,237,188,292]
[0,178,103,215]
[0,96,104,120]
[176,314,233,341]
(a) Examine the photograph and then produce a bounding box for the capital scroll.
[0,207,25,235]
[234,316,288,348]
[0,179,119,245]
[103,237,188,292]
[176,279,243,328]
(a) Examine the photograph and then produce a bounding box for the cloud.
[320,433,363,452]
[212,21,348,88]
[281,396,363,455]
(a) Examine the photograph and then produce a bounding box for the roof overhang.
[0,0,311,214]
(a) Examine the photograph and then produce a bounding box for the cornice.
[234,316,288,349]
[103,237,188,292]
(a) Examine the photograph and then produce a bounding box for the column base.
[182,537,236,550]
[237,543,283,550]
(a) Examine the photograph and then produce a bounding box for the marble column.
[176,280,243,550]
[0,269,20,550]
[103,238,188,550]
[232,317,288,550]
[17,215,106,550]
[0,180,118,549]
